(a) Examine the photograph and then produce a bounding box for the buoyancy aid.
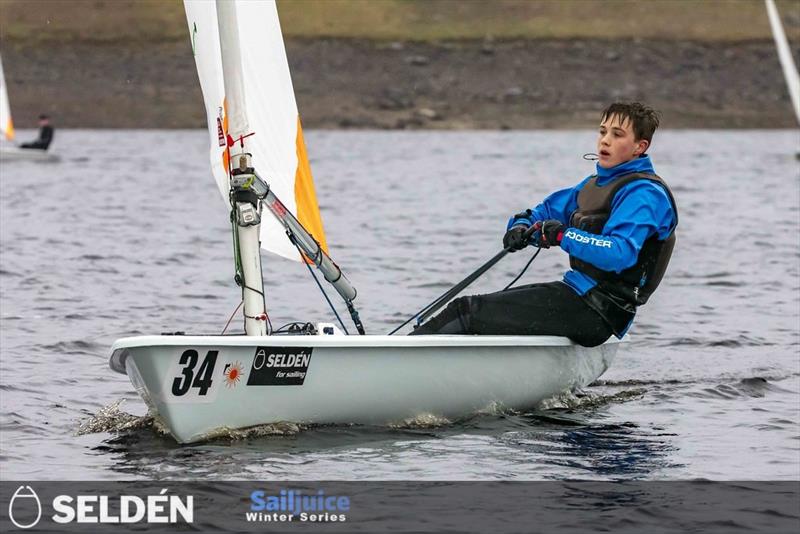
[568,172,678,307]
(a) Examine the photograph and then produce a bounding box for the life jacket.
[568,172,678,307]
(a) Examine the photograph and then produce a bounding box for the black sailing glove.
[531,220,565,249]
[503,209,535,252]
[503,226,531,252]
[533,219,567,248]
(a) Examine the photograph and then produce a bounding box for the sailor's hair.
[601,102,661,142]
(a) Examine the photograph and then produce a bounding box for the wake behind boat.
[108,0,618,444]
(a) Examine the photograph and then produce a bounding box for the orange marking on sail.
[223,98,229,136]
[294,116,329,256]
[222,147,230,172]
[221,98,230,171]
[4,118,13,141]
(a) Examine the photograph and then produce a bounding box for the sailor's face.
[596,114,647,168]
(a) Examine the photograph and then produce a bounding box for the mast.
[765,0,800,125]
[216,0,268,336]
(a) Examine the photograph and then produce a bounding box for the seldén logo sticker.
[247,347,313,386]
[8,485,42,529]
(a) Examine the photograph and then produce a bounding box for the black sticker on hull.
[246,346,312,386]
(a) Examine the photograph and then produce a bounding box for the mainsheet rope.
[388,245,542,335]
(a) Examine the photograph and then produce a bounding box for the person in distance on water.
[20,114,54,150]
[411,102,678,347]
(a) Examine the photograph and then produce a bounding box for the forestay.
[184,0,327,261]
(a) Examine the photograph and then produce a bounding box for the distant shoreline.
[2,38,798,129]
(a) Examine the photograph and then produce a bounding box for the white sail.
[184,0,327,261]
[0,54,15,142]
[765,0,800,125]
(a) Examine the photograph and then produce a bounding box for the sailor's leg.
[19,141,45,150]
[409,297,472,335]
[469,281,614,345]
[411,281,614,346]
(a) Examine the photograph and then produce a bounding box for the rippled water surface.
[1,129,798,482]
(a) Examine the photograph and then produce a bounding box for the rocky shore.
[1,37,798,129]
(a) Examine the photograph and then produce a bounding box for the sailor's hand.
[503,225,531,252]
[532,220,565,249]
[510,209,533,225]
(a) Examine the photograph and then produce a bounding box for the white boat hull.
[0,145,58,162]
[110,334,618,443]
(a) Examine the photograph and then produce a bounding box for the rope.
[503,247,541,290]
[221,300,243,335]
[388,246,541,335]
[290,235,350,335]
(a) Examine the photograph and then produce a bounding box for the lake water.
[0,129,798,487]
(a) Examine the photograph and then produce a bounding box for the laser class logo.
[247,488,350,523]
[8,486,42,529]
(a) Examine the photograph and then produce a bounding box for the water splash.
[199,422,304,441]
[538,388,646,411]
[474,400,516,417]
[75,399,156,436]
[389,413,452,429]
[77,401,304,442]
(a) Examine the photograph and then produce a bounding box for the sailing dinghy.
[0,54,57,162]
[108,0,618,444]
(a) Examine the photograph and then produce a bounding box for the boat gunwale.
[111,334,621,350]
[109,334,619,375]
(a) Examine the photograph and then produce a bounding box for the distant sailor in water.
[412,102,678,347]
[20,114,54,150]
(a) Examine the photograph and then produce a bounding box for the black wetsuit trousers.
[409,281,614,347]
[20,126,54,150]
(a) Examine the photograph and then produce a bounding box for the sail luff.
[215,0,250,139]
[215,0,268,336]
[765,0,800,125]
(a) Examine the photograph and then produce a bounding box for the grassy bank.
[1,1,798,129]
[1,0,798,43]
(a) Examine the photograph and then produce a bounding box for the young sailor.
[20,114,54,150]
[412,102,678,346]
